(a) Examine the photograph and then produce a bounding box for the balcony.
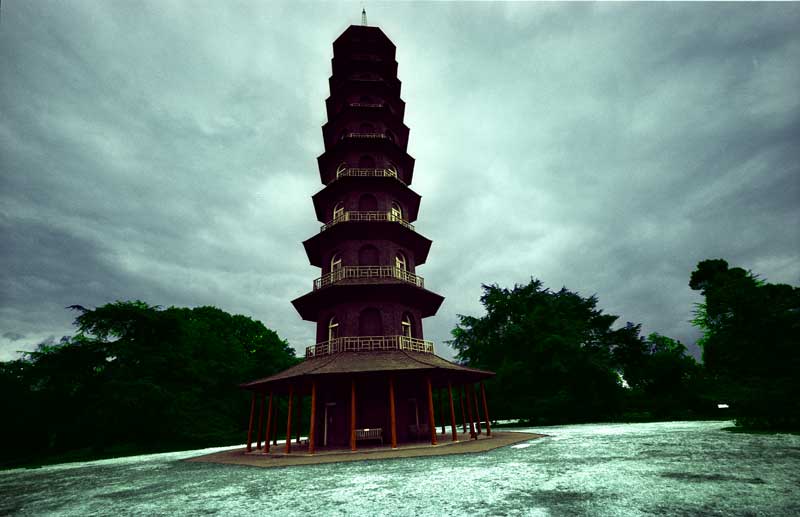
[348,102,385,108]
[335,167,404,183]
[305,335,435,358]
[314,266,424,290]
[343,132,390,140]
[321,211,415,232]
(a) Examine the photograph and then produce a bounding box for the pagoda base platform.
[184,431,545,469]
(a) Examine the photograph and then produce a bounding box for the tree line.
[0,302,297,468]
[450,259,799,431]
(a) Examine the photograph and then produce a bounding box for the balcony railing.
[321,211,415,232]
[348,102,385,108]
[314,266,424,290]
[305,335,435,358]
[335,167,403,183]
[344,132,389,140]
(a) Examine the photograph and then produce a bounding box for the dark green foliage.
[690,259,800,430]
[0,302,297,467]
[450,280,708,425]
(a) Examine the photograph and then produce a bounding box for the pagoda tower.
[241,22,493,455]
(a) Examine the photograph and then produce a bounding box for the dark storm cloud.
[1,2,798,361]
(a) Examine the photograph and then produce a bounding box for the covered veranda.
[239,350,494,455]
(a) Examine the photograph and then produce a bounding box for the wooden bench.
[355,428,383,445]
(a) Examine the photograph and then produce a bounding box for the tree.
[690,259,800,429]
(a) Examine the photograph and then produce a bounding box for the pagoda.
[241,20,494,454]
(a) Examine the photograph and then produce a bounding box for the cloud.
[1,2,798,363]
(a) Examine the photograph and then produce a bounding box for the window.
[330,253,342,271]
[328,316,339,341]
[395,252,407,271]
[401,314,412,338]
[390,201,403,221]
[333,202,345,221]
[386,163,398,178]
[336,162,348,177]
[385,129,395,143]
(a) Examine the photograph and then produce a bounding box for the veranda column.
[448,381,458,442]
[480,382,492,437]
[256,393,265,449]
[389,377,398,449]
[246,392,256,452]
[309,381,317,454]
[439,389,446,435]
[285,385,294,454]
[426,377,437,445]
[350,378,357,451]
[460,388,467,432]
[272,404,278,446]
[464,384,476,439]
[264,392,273,453]
[473,384,483,435]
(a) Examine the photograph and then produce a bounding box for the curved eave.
[311,178,421,222]
[302,222,432,267]
[240,350,494,393]
[291,282,445,321]
[317,144,415,185]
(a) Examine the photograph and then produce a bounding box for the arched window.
[390,201,403,221]
[330,253,342,271]
[358,194,377,212]
[386,162,398,178]
[333,202,345,221]
[385,129,395,143]
[359,245,379,266]
[328,316,339,341]
[359,308,381,336]
[336,162,348,177]
[401,314,413,338]
[395,252,407,271]
[358,155,375,168]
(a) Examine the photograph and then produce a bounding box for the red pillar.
[256,393,264,449]
[448,381,458,442]
[460,387,467,432]
[426,377,437,445]
[309,381,317,454]
[389,377,397,449]
[264,392,273,453]
[272,403,278,446]
[481,382,492,437]
[246,392,256,452]
[350,379,357,451]
[285,385,294,454]
[464,384,476,439]
[473,385,482,435]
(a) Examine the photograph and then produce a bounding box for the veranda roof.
[240,350,493,392]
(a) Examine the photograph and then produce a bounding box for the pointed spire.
[361,8,367,26]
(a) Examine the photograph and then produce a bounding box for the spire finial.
[361,8,367,26]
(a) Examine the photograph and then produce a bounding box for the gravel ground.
[1,420,798,516]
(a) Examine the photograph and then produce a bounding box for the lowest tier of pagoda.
[241,23,494,454]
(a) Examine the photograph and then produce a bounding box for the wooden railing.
[314,266,424,290]
[305,335,435,358]
[349,102,384,108]
[344,132,389,140]
[321,211,415,232]
[335,167,403,183]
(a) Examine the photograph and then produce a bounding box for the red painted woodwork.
[481,382,492,437]
[265,392,273,453]
[440,388,446,435]
[286,386,294,454]
[473,385,482,435]
[426,377,437,445]
[246,392,256,452]
[256,393,264,449]
[309,381,317,454]
[448,381,458,442]
[389,377,397,449]
[460,388,467,433]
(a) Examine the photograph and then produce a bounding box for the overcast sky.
[1,1,798,362]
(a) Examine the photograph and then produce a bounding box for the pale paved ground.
[185,430,543,468]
